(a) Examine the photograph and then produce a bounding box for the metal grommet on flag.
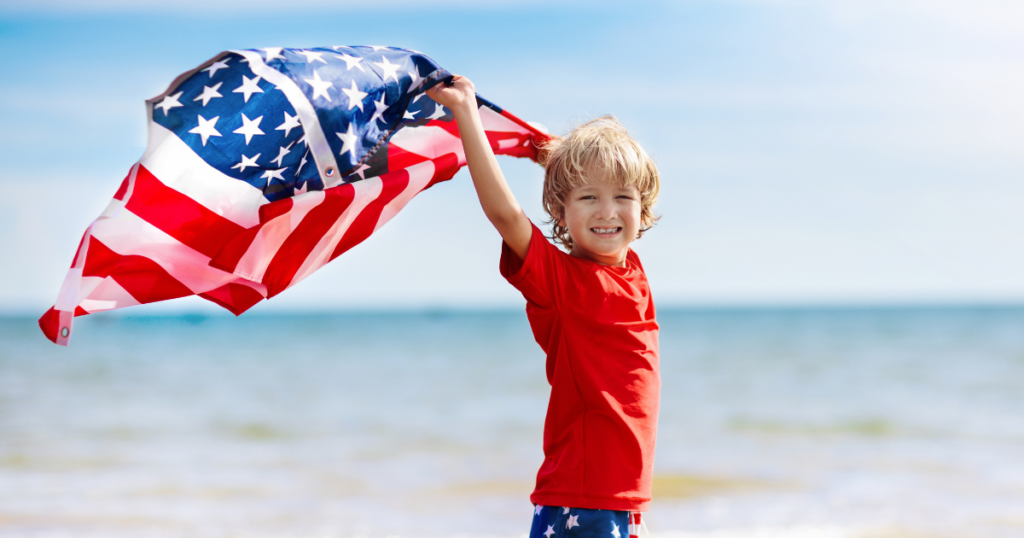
[61,327,69,338]
[325,166,337,178]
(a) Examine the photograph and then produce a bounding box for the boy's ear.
[557,216,566,227]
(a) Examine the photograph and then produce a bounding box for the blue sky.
[1,0,1021,312]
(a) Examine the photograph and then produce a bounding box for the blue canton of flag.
[151,46,452,202]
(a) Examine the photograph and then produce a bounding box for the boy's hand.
[424,73,533,260]
[425,75,477,114]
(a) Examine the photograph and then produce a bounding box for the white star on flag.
[262,47,286,61]
[374,55,402,82]
[233,113,265,144]
[293,180,309,195]
[270,145,291,166]
[563,507,570,515]
[535,505,543,516]
[304,70,333,101]
[154,91,183,115]
[336,52,365,71]
[566,514,579,529]
[543,525,555,538]
[275,111,301,137]
[336,123,358,156]
[611,522,621,538]
[188,115,221,146]
[407,64,423,93]
[403,109,418,121]
[233,74,264,103]
[261,168,286,185]
[202,59,229,78]
[350,163,370,180]
[193,82,223,106]
[369,93,389,125]
[296,152,309,175]
[297,49,327,64]
[427,102,447,120]
[341,80,369,111]
[231,153,261,172]
[369,45,388,51]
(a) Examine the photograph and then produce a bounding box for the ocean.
[1,307,1022,538]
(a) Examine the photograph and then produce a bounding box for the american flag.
[39,46,549,346]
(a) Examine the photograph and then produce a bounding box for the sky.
[0,0,1021,313]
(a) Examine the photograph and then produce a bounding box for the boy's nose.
[595,199,617,219]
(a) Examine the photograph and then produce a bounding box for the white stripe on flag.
[142,122,267,228]
[389,125,466,164]
[479,105,523,132]
[78,276,141,313]
[374,159,437,232]
[287,175,386,288]
[99,163,139,219]
[89,210,238,294]
[55,267,87,312]
[231,190,327,282]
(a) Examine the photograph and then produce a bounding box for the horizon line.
[3,301,1023,319]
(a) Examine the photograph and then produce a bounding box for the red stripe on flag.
[485,130,524,148]
[261,184,356,298]
[425,119,461,137]
[484,130,539,160]
[386,143,430,171]
[497,109,550,161]
[113,169,131,201]
[83,237,194,304]
[74,306,89,317]
[329,170,410,262]
[424,152,460,190]
[259,197,293,224]
[208,225,262,274]
[199,282,264,315]
[70,230,89,268]
[125,165,246,259]
[38,307,60,343]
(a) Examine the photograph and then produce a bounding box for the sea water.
[1,307,1022,538]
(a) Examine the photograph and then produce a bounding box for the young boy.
[427,76,660,538]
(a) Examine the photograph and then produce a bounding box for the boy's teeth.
[593,227,619,233]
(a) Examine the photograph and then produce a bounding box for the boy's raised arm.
[426,76,532,260]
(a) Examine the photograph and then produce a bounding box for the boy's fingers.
[424,74,473,108]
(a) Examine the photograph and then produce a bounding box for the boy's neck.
[568,245,629,267]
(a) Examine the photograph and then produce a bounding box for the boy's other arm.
[426,76,532,260]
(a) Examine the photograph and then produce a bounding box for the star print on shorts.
[529,505,636,538]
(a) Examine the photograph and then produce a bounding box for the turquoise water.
[1,307,1023,537]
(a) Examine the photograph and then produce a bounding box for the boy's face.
[558,167,642,266]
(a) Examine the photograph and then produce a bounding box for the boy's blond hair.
[539,116,660,251]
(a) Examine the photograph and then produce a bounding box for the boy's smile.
[559,168,642,267]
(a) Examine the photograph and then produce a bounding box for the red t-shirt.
[500,223,660,512]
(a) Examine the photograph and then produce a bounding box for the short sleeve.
[499,223,565,310]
